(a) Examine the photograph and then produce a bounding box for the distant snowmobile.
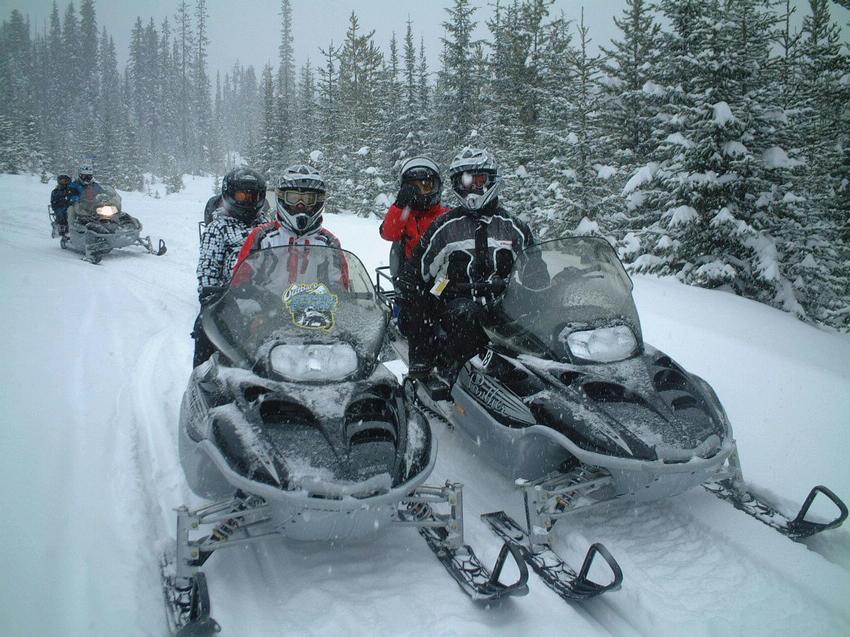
[62,185,166,263]
[162,245,536,636]
[376,237,847,604]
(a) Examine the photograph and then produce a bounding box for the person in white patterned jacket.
[192,166,267,367]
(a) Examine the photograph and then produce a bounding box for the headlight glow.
[270,343,358,381]
[96,205,118,217]
[564,325,637,363]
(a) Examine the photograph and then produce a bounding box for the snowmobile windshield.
[204,245,387,380]
[487,237,643,363]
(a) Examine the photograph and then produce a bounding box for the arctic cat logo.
[464,370,536,425]
[283,283,339,331]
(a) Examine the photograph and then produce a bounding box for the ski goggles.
[278,190,325,207]
[466,173,490,189]
[58,177,71,185]
[233,189,265,204]
[80,174,93,184]
[410,178,436,194]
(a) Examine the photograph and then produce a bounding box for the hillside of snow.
[0,173,847,637]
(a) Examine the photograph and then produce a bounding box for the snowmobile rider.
[232,164,349,288]
[193,166,268,367]
[50,173,74,236]
[380,156,450,268]
[397,147,538,380]
[68,162,104,207]
[380,156,450,342]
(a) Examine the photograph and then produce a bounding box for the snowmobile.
[162,244,536,636]
[62,185,166,263]
[375,236,847,604]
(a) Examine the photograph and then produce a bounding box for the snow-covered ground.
[0,173,847,637]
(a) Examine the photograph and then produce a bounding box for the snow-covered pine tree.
[433,0,480,164]
[275,0,296,173]
[551,11,615,238]
[788,0,850,328]
[599,0,663,254]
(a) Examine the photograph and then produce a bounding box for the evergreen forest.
[0,0,847,329]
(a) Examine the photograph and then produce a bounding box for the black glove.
[394,183,417,208]
[199,285,227,306]
[394,263,423,303]
[473,276,506,302]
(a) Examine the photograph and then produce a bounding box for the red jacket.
[379,203,449,260]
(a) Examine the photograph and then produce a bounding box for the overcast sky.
[2,0,847,80]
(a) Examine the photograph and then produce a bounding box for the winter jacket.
[203,195,222,226]
[68,180,104,205]
[196,214,264,297]
[232,220,349,289]
[50,186,75,212]
[408,203,534,303]
[379,202,450,260]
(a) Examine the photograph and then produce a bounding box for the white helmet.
[275,164,327,236]
[448,147,500,211]
[78,161,94,184]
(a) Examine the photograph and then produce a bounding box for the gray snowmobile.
[376,236,846,604]
[162,245,531,636]
[62,185,166,263]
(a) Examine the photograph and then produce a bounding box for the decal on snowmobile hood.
[283,282,339,331]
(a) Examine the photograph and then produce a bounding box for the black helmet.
[222,167,267,224]
[448,147,500,211]
[399,156,442,209]
[57,174,71,186]
[275,164,327,236]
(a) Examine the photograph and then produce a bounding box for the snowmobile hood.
[464,345,731,464]
[183,359,433,498]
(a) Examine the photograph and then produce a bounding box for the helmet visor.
[80,173,93,184]
[410,178,436,195]
[280,190,325,207]
[58,176,71,186]
[465,173,490,189]
[233,189,264,204]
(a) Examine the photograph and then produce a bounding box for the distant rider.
[232,164,348,287]
[193,166,268,367]
[398,147,537,379]
[68,162,104,208]
[50,173,74,237]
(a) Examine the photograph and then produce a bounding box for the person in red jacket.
[380,156,449,271]
[380,157,449,358]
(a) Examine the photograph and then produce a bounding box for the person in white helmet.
[231,164,348,288]
[397,147,539,380]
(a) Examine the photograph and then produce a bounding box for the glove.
[394,263,422,303]
[394,183,417,208]
[199,285,227,306]
[473,276,506,302]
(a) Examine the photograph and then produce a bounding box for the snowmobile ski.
[482,510,622,601]
[160,554,221,636]
[704,480,848,541]
[397,484,528,600]
[418,525,529,600]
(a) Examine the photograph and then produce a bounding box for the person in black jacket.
[50,174,75,237]
[399,148,536,379]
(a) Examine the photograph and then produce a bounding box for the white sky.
[2,0,848,80]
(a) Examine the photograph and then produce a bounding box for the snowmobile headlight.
[270,343,358,381]
[564,325,637,363]
[96,205,118,218]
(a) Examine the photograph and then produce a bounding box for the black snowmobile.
[162,245,532,636]
[62,185,166,263]
[376,236,846,604]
